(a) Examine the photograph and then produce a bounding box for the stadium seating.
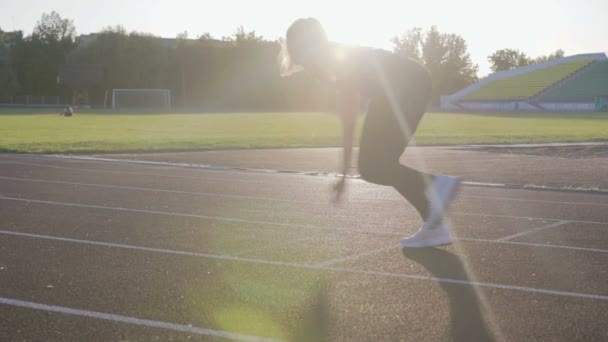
[540,61,608,101]
[463,59,593,101]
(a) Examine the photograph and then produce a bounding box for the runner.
[282,18,461,247]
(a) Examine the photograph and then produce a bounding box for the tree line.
[488,48,565,72]
[0,11,565,109]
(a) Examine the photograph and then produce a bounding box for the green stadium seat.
[540,61,608,101]
[463,59,593,101]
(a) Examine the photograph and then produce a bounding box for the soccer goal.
[111,89,171,109]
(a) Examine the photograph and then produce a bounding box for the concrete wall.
[539,102,595,112]
[455,101,539,112]
[441,101,596,112]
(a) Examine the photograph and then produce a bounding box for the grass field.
[1,110,607,153]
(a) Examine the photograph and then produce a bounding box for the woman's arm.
[333,88,360,202]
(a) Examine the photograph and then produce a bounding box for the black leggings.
[358,78,433,220]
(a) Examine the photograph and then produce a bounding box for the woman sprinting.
[282,18,461,248]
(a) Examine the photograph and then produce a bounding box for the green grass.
[1,110,607,153]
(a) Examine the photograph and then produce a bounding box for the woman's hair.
[279,18,328,76]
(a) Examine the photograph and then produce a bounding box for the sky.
[1,0,607,76]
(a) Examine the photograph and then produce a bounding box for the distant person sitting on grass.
[281,18,461,247]
[62,106,73,117]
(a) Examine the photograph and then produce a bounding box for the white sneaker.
[401,223,453,248]
[424,175,461,229]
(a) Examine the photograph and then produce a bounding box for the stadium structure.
[441,53,608,112]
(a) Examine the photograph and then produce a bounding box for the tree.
[0,43,18,96]
[0,28,21,96]
[8,12,77,97]
[391,27,423,60]
[534,49,565,64]
[73,27,169,90]
[73,26,284,109]
[441,33,479,93]
[488,48,565,72]
[176,31,188,40]
[12,36,56,95]
[232,26,264,45]
[208,27,282,110]
[33,11,76,44]
[198,32,213,40]
[392,26,479,104]
[488,48,532,72]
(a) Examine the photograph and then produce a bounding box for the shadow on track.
[402,247,495,342]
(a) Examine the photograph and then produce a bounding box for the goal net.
[111,89,171,109]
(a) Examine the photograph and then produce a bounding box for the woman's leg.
[358,96,433,220]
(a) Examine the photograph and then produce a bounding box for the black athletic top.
[331,46,432,102]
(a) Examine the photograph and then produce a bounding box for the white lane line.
[5,160,608,209]
[0,194,385,236]
[0,297,281,342]
[496,220,571,242]
[451,211,608,226]
[48,154,347,179]
[2,194,608,251]
[231,236,314,257]
[461,195,608,208]
[2,160,300,186]
[0,176,307,204]
[0,195,341,231]
[4,160,218,180]
[461,238,608,254]
[317,236,608,267]
[11,155,338,183]
[2,229,608,302]
[314,245,401,267]
[50,155,608,194]
[49,155,277,173]
[3,194,606,229]
[324,267,608,302]
[0,229,313,268]
[10,155,608,195]
[458,142,608,148]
